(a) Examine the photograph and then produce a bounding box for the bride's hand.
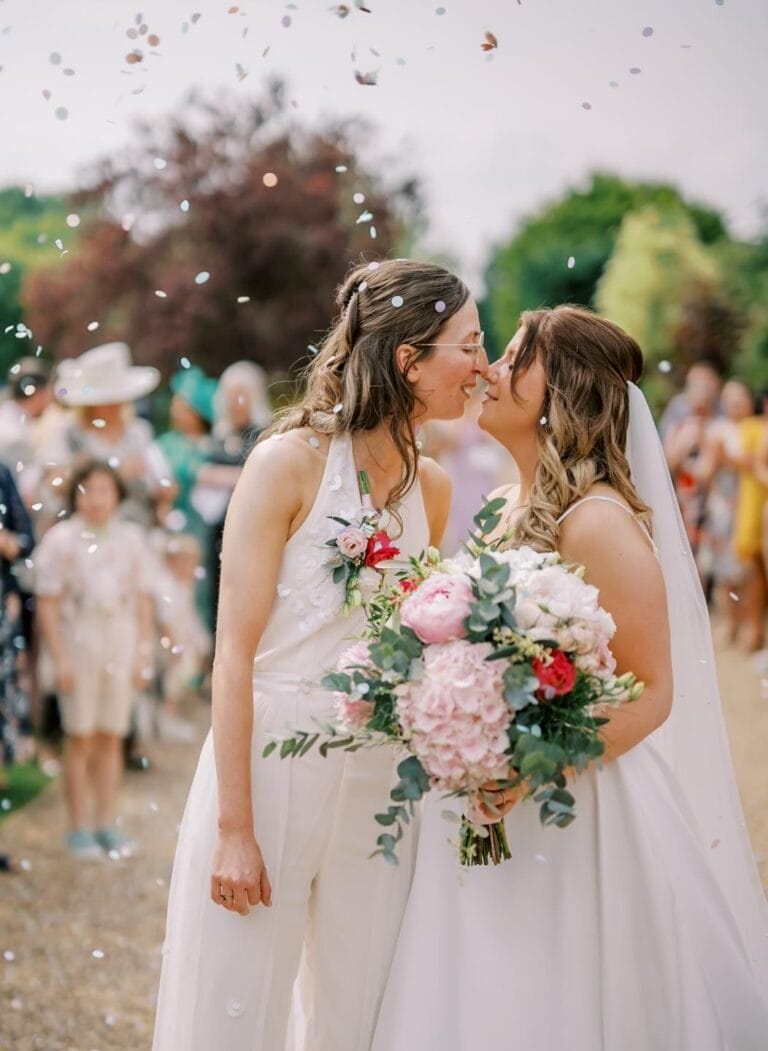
[210,830,272,916]
[468,780,524,825]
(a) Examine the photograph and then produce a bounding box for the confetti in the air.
[87,321,99,332]
[354,69,378,85]
[481,31,498,51]
[262,172,278,187]
[54,106,69,120]
[434,300,446,313]
[153,157,167,170]
[180,199,190,212]
[567,256,576,268]
[49,52,62,65]
[353,192,365,204]
[642,26,654,37]
[581,102,592,110]
[194,271,210,285]
[356,210,374,223]
[155,289,168,298]
[391,295,404,308]
[237,296,250,303]
[629,67,642,74]
[335,165,349,173]
[658,360,672,373]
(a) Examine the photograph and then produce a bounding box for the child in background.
[156,533,212,736]
[34,460,154,859]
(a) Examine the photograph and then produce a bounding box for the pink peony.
[336,526,368,560]
[396,640,511,791]
[400,572,474,644]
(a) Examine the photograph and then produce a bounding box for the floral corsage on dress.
[326,470,400,613]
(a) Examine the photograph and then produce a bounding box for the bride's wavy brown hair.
[266,258,469,507]
[508,305,652,551]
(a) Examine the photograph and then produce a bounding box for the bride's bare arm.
[557,499,673,762]
[210,436,313,915]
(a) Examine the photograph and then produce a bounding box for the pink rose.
[400,572,474,644]
[336,526,368,560]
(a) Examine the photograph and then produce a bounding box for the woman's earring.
[539,415,548,426]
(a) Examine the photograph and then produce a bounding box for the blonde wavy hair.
[266,258,469,508]
[507,305,652,551]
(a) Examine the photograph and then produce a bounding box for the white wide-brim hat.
[55,342,160,407]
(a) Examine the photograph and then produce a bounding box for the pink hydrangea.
[400,572,474,644]
[396,640,511,791]
[334,641,375,731]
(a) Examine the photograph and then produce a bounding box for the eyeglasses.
[415,331,485,353]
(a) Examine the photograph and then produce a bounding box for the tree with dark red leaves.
[22,82,421,378]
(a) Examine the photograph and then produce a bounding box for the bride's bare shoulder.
[485,482,520,506]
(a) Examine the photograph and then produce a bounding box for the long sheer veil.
[626,381,768,980]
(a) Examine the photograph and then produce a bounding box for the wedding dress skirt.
[373,739,768,1050]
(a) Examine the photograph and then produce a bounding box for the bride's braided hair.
[509,306,652,552]
[267,258,469,507]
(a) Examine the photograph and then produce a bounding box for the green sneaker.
[66,829,104,861]
[95,827,136,859]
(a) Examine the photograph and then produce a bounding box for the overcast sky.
[0,0,765,286]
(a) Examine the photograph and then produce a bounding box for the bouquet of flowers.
[268,502,643,866]
[325,470,400,613]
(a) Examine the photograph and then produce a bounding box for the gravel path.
[1,635,766,1051]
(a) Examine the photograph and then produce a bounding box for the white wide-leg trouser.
[153,683,416,1051]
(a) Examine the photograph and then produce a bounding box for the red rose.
[532,650,576,701]
[398,577,419,593]
[365,530,400,568]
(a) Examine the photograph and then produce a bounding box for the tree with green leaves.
[482,172,726,359]
[0,188,78,377]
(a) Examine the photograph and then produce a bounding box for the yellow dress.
[734,415,768,560]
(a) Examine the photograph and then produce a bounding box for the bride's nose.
[474,348,490,376]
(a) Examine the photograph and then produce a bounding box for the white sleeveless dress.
[372,497,768,1051]
[153,433,429,1051]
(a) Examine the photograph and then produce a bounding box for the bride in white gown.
[152,259,488,1051]
[373,307,768,1050]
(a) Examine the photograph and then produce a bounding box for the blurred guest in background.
[34,461,154,859]
[736,389,768,652]
[663,360,723,585]
[697,379,755,642]
[205,361,273,625]
[42,343,171,530]
[0,357,53,506]
[659,359,722,440]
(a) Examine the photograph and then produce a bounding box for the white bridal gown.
[153,433,428,1051]
[373,497,768,1051]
